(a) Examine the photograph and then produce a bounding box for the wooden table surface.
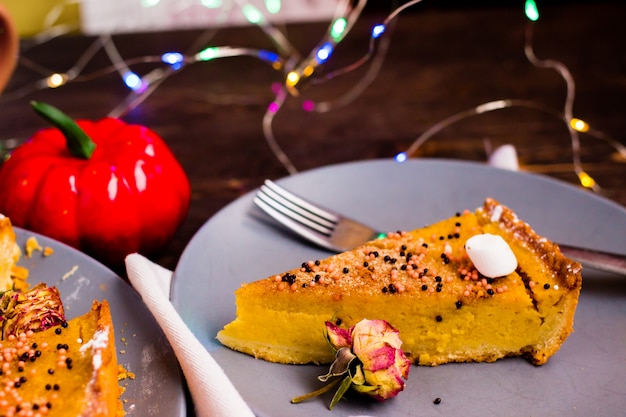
[1,1,625,274]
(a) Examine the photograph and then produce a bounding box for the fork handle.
[558,244,626,276]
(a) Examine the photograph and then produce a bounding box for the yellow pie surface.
[0,300,122,416]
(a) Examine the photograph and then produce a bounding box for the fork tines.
[254,180,338,237]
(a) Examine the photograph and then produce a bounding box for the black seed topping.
[382,287,388,293]
[401,264,407,271]
[455,301,463,309]
[363,262,369,267]
[53,384,60,390]
[421,284,428,291]
[435,315,443,322]
[544,283,551,289]
[61,321,68,328]
[343,267,349,274]
[401,245,407,250]
[422,243,428,248]
[388,284,397,294]
[55,328,62,335]
[314,274,321,282]
[435,276,442,282]
[439,236,445,240]
[434,397,442,405]
[48,369,54,375]
[315,260,320,266]
[282,273,297,285]
[335,318,342,326]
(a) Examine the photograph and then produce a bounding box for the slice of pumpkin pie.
[217,198,582,366]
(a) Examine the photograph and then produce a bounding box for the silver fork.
[253,179,626,276]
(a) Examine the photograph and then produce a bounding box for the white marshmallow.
[488,144,519,171]
[465,234,517,278]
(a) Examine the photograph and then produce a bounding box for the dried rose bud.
[292,318,411,409]
[335,319,411,401]
[0,283,66,339]
[325,321,352,348]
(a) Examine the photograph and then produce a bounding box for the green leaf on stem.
[329,375,353,410]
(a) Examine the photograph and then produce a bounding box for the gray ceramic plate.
[172,159,626,417]
[14,228,187,417]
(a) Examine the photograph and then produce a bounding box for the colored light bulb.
[315,42,333,64]
[525,0,539,22]
[577,171,596,189]
[201,0,222,8]
[286,71,300,87]
[258,50,279,64]
[265,0,281,14]
[372,24,386,39]
[46,73,68,88]
[302,100,315,112]
[394,152,408,163]
[141,0,160,7]
[197,47,219,61]
[330,18,347,41]
[123,71,146,92]
[268,101,280,112]
[570,118,590,133]
[243,5,264,24]
[162,52,183,65]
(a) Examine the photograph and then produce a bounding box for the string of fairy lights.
[1,0,624,193]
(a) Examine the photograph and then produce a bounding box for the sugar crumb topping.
[490,205,503,222]
[80,327,110,371]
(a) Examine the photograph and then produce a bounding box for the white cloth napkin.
[125,253,255,417]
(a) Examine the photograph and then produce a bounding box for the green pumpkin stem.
[31,101,96,159]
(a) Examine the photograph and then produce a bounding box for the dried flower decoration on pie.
[292,318,411,410]
[0,283,66,339]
